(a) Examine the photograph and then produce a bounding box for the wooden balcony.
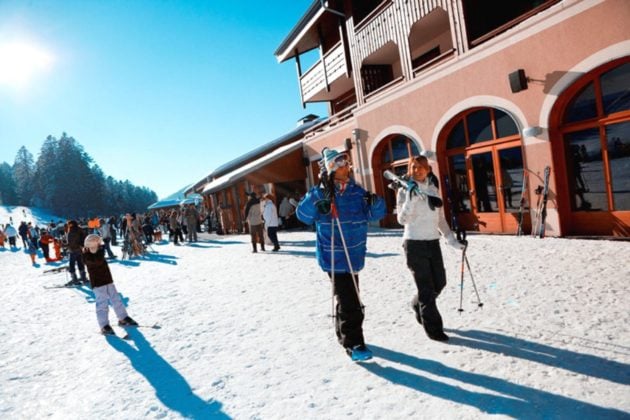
[299,41,351,103]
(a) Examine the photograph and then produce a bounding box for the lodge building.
[191,0,629,237]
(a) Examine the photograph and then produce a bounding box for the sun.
[0,41,54,89]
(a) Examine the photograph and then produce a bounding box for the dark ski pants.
[328,272,364,349]
[68,250,85,276]
[267,226,279,249]
[404,239,447,336]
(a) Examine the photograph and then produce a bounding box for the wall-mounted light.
[509,69,528,93]
[522,126,543,137]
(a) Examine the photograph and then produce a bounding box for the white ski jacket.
[396,179,458,245]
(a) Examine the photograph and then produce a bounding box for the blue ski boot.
[347,344,373,362]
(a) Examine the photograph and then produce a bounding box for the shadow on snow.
[446,329,630,385]
[362,344,627,418]
[106,328,230,419]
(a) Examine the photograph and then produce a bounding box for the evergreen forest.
[0,133,157,218]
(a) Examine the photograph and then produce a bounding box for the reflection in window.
[495,109,519,138]
[600,63,630,115]
[391,136,410,161]
[498,148,525,213]
[606,122,630,210]
[467,109,493,144]
[565,129,607,211]
[447,120,466,149]
[563,82,598,124]
[448,154,471,214]
[471,153,498,212]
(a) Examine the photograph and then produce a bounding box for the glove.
[446,234,465,250]
[405,179,419,196]
[427,195,443,210]
[364,192,378,206]
[315,199,331,215]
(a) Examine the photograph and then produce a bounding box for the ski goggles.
[334,154,349,167]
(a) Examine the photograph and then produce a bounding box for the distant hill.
[0,206,65,228]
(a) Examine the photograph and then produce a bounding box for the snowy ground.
[1,208,629,419]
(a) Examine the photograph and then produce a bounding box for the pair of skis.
[532,166,551,238]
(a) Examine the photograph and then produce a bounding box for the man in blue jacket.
[297,148,385,361]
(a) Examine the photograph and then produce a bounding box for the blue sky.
[0,0,325,199]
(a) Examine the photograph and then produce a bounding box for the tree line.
[0,133,158,218]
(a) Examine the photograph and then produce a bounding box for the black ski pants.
[404,239,447,336]
[328,272,364,349]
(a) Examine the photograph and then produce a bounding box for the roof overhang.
[202,141,304,195]
[274,2,326,63]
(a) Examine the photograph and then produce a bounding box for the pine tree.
[0,162,18,205]
[12,146,35,206]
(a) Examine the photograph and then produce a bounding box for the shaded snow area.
[1,225,629,418]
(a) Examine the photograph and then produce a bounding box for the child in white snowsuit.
[83,234,137,335]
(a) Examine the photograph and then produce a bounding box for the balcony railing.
[300,41,348,102]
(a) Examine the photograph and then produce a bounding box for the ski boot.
[101,325,115,335]
[118,316,138,327]
[346,344,373,362]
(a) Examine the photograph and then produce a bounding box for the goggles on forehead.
[334,154,349,167]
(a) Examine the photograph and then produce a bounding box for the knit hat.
[84,234,102,249]
[323,148,349,173]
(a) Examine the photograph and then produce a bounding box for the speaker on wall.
[509,69,528,93]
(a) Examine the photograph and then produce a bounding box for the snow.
[1,206,629,419]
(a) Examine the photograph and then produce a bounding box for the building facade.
[275,0,630,236]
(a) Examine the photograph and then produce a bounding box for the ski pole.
[457,230,466,313]
[330,200,336,324]
[464,255,483,308]
[331,202,364,314]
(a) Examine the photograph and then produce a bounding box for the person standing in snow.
[396,155,465,342]
[262,194,281,251]
[297,148,386,360]
[278,196,292,229]
[99,218,117,259]
[82,234,137,335]
[4,223,18,249]
[66,220,88,285]
[244,192,265,253]
[184,204,199,242]
[18,221,29,248]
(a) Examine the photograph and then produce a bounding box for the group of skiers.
[296,150,465,361]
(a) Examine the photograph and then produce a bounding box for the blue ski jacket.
[297,179,386,273]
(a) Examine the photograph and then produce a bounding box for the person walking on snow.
[66,220,88,285]
[396,155,465,342]
[262,194,281,251]
[244,192,265,253]
[297,148,385,360]
[83,234,137,335]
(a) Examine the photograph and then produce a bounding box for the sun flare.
[0,41,54,88]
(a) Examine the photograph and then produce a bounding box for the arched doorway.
[372,134,420,227]
[550,57,630,236]
[437,107,527,233]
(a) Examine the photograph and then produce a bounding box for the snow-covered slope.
[1,225,629,419]
[0,205,64,228]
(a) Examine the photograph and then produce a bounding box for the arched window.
[373,134,420,227]
[557,59,630,213]
[439,107,525,234]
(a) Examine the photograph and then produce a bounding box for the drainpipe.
[319,0,344,18]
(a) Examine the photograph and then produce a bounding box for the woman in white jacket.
[262,194,280,251]
[396,155,464,342]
